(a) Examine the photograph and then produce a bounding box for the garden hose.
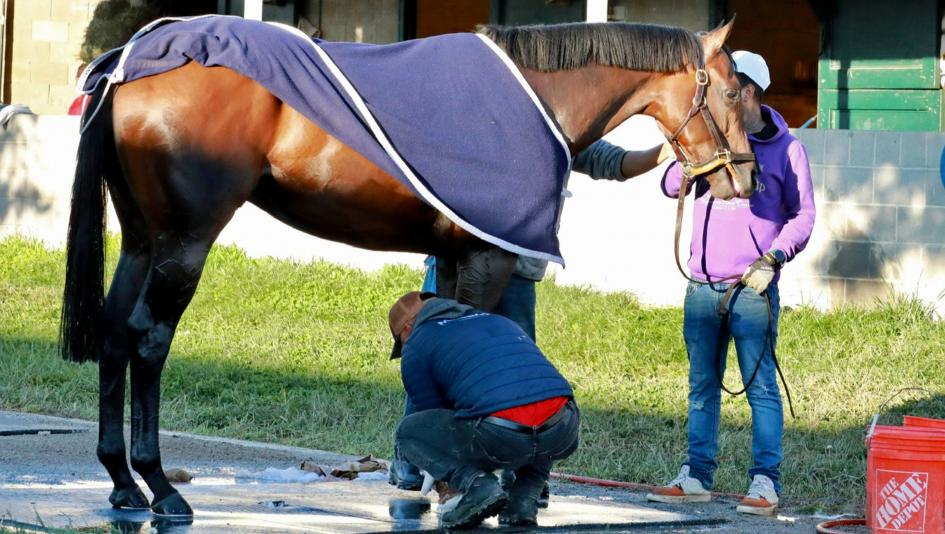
[815,518,865,533]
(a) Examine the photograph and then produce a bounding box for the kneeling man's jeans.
[396,401,579,503]
[683,282,783,493]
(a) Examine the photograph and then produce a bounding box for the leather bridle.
[666,61,756,180]
[670,59,756,286]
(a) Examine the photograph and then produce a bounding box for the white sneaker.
[736,474,779,516]
[646,466,711,503]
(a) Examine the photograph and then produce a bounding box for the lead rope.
[715,288,796,419]
[674,167,796,419]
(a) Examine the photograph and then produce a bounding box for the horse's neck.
[522,66,656,154]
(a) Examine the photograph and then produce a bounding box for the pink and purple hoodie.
[661,105,816,283]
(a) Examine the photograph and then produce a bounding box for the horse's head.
[649,18,756,200]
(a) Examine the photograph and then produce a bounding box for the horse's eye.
[725,89,739,100]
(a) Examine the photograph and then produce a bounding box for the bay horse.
[60,18,755,516]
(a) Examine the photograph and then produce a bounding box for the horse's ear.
[702,16,735,60]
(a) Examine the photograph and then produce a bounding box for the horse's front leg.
[441,246,517,311]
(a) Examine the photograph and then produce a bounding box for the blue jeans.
[493,274,537,342]
[682,281,783,494]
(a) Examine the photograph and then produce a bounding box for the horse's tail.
[60,84,116,363]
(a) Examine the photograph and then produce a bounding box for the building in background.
[3,0,941,130]
[813,0,943,132]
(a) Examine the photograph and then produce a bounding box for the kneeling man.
[388,291,579,529]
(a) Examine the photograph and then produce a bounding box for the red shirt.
[492,396,568,426]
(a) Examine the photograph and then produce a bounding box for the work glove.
[741,251,782,293]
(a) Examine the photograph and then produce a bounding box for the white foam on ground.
[234,467,326,483]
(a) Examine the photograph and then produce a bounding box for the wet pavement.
[0,410,723,533]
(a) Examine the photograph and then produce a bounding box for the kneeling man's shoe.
[736,474,778,516]
[438,473,508,530]
[388,459,423,490]
[499,498,538,527]
[537,482,550,508]
[646,466,711,503]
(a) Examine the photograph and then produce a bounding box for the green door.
[817,0,942,131]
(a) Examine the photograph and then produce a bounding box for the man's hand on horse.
[741,251,782,293]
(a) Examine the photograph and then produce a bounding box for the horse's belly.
[249,176,466,254]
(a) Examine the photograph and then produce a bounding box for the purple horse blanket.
[82,15,571,264]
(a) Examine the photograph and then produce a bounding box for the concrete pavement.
[0,410,723,533]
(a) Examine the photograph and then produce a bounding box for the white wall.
[551,116,690,307]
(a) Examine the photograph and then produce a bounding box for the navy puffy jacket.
[400,298,574,418]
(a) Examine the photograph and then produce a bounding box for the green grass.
[2,235,944,513]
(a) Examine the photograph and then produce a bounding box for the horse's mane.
[477,22,703,74]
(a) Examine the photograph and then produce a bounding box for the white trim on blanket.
[268,22,566,265]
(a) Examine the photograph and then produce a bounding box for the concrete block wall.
[0,114,81,242]
[788,128,945,311]
[8,0,101,115]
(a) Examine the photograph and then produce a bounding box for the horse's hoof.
[109,486,151,510]
[151,492,193,517]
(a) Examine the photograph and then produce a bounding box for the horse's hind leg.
[99,203,152,510]
[116,164,256,516]
[126,235,217,516]
[82,106,154,509]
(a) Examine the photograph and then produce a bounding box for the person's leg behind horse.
[434,255,457,300]
[729,284,783,514]
[494,256,546,341]
[648,281,725,503]
[421,255,437,293]
[388,256,441,490]
[434,253,543,340]
[493,273,537,341]
[454,246,517,312]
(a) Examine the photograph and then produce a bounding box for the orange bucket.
[866,425,945,533]
[904,416,945,431]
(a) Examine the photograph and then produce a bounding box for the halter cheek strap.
[667,66,756,179]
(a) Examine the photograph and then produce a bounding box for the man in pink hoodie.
[646,51,816,516]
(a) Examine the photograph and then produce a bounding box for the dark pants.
[422,258,537,342]
[395,402,579,503]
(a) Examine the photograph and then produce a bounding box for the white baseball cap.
[732,50,771,92]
